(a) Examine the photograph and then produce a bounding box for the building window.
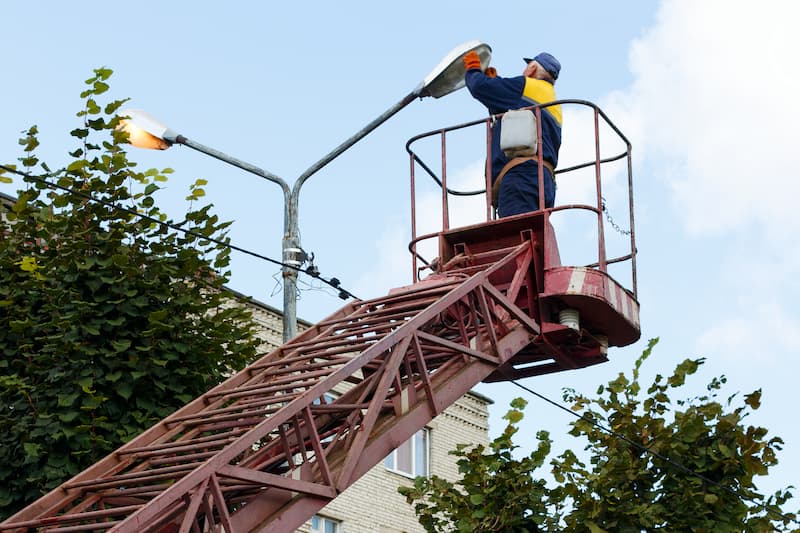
[311,515,340,533]
[384,428,429,477]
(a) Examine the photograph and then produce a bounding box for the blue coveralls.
[465,68,562,217]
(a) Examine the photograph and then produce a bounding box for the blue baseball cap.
[523,52,561,80]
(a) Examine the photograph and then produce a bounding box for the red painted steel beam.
[2,232,608,532]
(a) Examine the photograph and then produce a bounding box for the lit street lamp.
[120,41,491,342]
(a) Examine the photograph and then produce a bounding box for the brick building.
[238,293,493,533]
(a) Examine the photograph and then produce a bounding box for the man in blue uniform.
[463,50,562,217]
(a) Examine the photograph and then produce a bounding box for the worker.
[463,50,563,217]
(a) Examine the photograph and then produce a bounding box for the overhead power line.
[510,379,799,527]
[0,163,358,300]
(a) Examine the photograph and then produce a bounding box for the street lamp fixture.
[119,40,491,342]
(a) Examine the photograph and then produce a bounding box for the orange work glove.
[485,67,497,78]
[463,50,482,71]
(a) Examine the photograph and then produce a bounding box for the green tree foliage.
[553,338,796,532]
[399,397,559,532]
[0,68,262,519]
[401,339,798,532]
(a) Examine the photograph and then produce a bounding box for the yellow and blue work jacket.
[465,67,562,215]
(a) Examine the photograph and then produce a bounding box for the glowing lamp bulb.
[118,119,170,150]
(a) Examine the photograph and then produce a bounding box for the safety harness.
[492,108,555,209]
[491,157,555,209]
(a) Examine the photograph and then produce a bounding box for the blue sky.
[3,0,798,512]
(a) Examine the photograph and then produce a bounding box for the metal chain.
[601,196,632,236]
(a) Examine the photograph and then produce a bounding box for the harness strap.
[491,157,555,208]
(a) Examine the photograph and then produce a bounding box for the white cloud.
[353,159,487,297]
[352,218,413,299]
[412,159,487,239]
[605,2,800,402]
[617,0,800,237]
[557,105,630,207]
[695,300,800,366]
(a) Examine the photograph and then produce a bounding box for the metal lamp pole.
[121,40,491,342]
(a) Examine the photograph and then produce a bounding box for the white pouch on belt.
[500,109,537,158]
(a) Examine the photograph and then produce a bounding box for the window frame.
[310,514,341,533]
[383,427,430,478]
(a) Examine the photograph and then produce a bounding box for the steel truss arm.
[2,242,550,533]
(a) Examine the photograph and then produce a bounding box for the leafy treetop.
[400,339,798,532]
[0,67,262,519]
